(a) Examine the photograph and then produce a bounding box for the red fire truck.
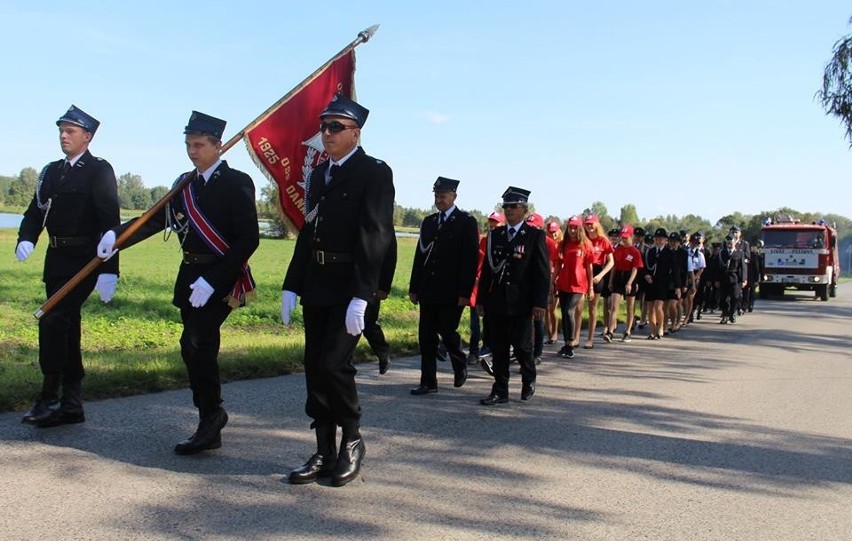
[759,218,840,301]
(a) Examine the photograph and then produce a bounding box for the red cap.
[547,221,559,232]
[620,225,634,238]
[567,215,583,227]
[526,212,544,228]
[584,214,599,224]
[487,211,504,224]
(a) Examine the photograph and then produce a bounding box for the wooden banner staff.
[34,24,380,320]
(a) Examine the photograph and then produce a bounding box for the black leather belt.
[183,252,218,264]
[312,250,353,265]
[48,236,91,248]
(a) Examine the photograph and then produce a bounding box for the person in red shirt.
[544,220,562,344]
[607,225,644,342]
[582,214,614,349]
[553,215,593,358]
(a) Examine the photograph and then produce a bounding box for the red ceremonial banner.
[244,51,355,231]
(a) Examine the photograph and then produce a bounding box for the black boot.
[332,423,365,487]
[174,407,228,455]
[37,379,86,428]
[289,425,338,485]
[22,374,61,426]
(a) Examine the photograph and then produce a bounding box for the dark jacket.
[117,161,259,308]
[647,245,681,290]
[717,248,747,285]
[378,234,398,295]
[408,207,480,304]
[283,147,395,306]
[18,149,120,281]
[477,222,550,316]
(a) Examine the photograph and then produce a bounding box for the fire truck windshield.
[763,230,825,249]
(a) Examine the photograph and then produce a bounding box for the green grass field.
[0,230,423,412]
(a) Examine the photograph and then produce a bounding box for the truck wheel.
[818,284,829,301]
[829,283,837,298]
[758,285,769,299]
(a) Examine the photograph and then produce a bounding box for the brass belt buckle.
[316,250,325,265]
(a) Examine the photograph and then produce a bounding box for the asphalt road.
[2,286,851,540]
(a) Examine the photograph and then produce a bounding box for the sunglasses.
[319,121,358,134]
[502,203,523,209]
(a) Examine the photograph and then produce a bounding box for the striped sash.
[181,174,256,307]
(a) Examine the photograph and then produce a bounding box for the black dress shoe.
[34,409,85,428]
[480,357,494,377]
[479,393,508,406]
[21,399,61,425]
[174,408,228,455]
[332,438,365,487]
[288,453,337,485]
[453,367,467,388]
[521,381,536,401]
[410,385,437,396]
[378,355,390,375]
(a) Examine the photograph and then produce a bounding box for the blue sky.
[2,1,851,224]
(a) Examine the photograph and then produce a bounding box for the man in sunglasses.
[476,187,550,405]
[282,93,395,487]
[408,177,479,396]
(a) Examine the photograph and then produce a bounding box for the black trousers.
[302,304,361,431]
[417,303,466,388]
[363,300,389,360]
[558,292,583,344]
[719,281,741,318]
[487,312,536,398]
[39,273,98,382]
[179,302,232,416]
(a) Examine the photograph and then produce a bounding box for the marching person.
[408,177,480,395]
[281,94,394,487]
[97,111,259,454]
[477,187,550,405]
[363,235,397,374]
[582,215,614,348]
[715,235,747,324]
[553,215,593,359]
[544,220,563,345]
[474,211,504,377]
[607,225,643,342]
[525,212,548,364]
[17,105,120,428]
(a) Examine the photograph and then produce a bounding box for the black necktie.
[438,213,445,228]
[194,172,205,194]
[327,164,340,185]
[60,161,72,181]
[508,227,516,241]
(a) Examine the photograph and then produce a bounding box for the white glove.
[96,230,118,260]
[281,290,298,324]
[95,273,118,303]
[188,277,214,308]
[345,297,368,336]
[15,241,34,262]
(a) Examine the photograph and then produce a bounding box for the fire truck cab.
[759,218,840,301]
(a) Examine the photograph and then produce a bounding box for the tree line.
[2,168,850,267]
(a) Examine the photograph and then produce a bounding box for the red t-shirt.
[612,245,644,272]
[545,236,559,272]
[555,239,594,294]
[588,235,614,266]
[470,234,488,306]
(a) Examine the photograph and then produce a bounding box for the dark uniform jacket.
[117,161,259,308]
[283,147,395,306]
[18,150,120,281]
[408,207,479,304]
[378,234,398,296]
[477,222,550,316]
[717,248,747,284]
[647,245,681,290]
